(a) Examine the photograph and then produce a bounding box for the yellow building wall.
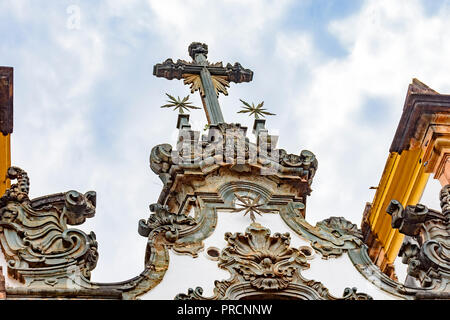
[368,149,429,265]
[0,134,11,196]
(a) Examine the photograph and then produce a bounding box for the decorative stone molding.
[280,206,364,259]
[348,243,450,300]
[0,170,217,299]
[175,223,372,300]
[3,163,443,300]
[149,122,317,212]
[221,223,309,291]
[138,203,199,260]
[149,143,173,187]
[85,200,215,300]
[317,216,363,239]
[2,58,446,301]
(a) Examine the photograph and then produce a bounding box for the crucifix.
[153,42,253,124]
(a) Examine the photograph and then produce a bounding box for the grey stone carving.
[149,122,317,210]
[387,184,450,292]
[280,207,364,259]
[2,42,448,301]
[0,167,98,288]
[175,223,372,300]
[0,175,216,299]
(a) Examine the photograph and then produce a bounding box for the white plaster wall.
[142,210,398,300]
[302,251,396,300]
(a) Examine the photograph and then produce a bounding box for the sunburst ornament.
[232,193,272,222]
[183,73,230,97]
[238,99,276,119]
[160,93,201,114]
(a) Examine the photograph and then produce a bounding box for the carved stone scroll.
[280,204,364,259]
[138,203,198,262]
[0,167,98,288]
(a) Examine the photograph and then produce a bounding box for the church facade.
[0,43,449,300]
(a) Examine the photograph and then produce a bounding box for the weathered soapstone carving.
[175,223,372,300]
[0,167,98,288]
[3,42,447,301]
[138,203,200,259]
[387,184,450,293]
[150,117,318,212]
[279,203,364,259]
[312,216,364,258]
[0,176,215,299]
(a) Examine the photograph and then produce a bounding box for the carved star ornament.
[232,193,272,222]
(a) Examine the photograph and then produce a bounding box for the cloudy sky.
[0,0,449,283]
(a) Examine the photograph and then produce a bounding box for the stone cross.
[153,42,253,124]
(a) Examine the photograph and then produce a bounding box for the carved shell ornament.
[176,223,372,300]
[219,223,310,291]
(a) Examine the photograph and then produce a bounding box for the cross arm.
[224,62,253,83]
[153,59,253,83]
[153,58,201,80]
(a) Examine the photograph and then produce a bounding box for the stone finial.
[188,42,208,60]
